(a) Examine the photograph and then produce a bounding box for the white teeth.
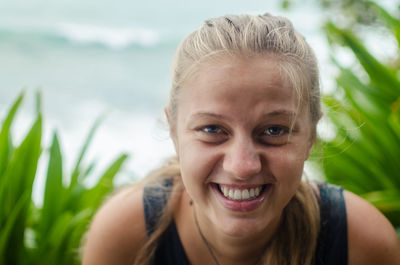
[242,189,250,200]
[223,186,229,197]
[249,188,255,197]
[229,189,234,198]
[218,185,265,201]
[234,190,241,200]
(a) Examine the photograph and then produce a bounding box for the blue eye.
[203,125,222,134]
[265,126,285,136]
[196,125,228,144]
[259,126,289,145]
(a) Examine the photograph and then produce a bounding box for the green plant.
[320,2,400,232]
[0,93,128,265]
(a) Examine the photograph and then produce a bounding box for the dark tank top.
[143,181,348,265]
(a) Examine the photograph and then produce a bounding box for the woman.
[82,13,400,265]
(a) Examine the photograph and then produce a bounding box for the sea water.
[0,0,328,205]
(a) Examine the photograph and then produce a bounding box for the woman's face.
[170,55,315,237]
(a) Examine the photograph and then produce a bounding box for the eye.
[264,126,286,136]
[258,125,290,145]
[195,124,228,143]
[202,125,223,134]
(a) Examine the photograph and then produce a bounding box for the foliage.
[318,1,400,232]
[0,93,128,265]
[281,0,400,234]
[280,0,390,26]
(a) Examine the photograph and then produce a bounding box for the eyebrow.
[262,110,297,118]
[190,112,227,120]
[190,110,297,121]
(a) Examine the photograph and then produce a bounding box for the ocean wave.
[57,22,161,49]
[0,22,163,50]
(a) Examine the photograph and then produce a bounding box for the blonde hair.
[134,13,321,265]
[168,13,321,127]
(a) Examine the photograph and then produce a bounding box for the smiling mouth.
[216,184,267,201]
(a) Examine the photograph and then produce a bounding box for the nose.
[223,136,262,180]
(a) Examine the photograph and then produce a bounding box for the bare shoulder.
[344,190,400,265]
[82,185,147,265]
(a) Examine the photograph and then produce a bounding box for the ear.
[164,107,179,154]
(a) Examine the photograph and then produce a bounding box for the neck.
[192,202,281,265]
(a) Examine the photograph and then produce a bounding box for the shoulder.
[344,190,400,265]
[82,185,147,265]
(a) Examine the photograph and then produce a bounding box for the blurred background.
[0,0,331,202]
[0,0,399,264]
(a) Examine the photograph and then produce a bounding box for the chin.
[215,214,273,238]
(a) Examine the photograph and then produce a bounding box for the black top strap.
[142,179,191,265]
[153,220,190,265]
[315,182,348,265]
[143,179,173,237]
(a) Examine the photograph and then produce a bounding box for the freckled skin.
[171,55,315,239]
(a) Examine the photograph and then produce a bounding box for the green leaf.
[47,212,74,246]
[81,154,128,210]
[40,132,64,237]
[70,115,105,188]
[82,159,97,179]
[336,68,388,117]
[36,212,74,265]
[363,190,400,212]
[62,209,93,265]
[325,22,400,99]
[0,192,30,265]
[35,90,42,115]
[369,1,400,46]
[0,115,42,232]
[0,92,23,178]
[0,114,42,264]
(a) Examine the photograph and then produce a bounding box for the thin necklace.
[193,205,221,265]
[189,200,262,265]
[191,200,264,265]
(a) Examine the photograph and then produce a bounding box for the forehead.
[197,55,287,91]
[177,55,301,118]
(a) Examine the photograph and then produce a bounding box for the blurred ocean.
[0,0,329,204]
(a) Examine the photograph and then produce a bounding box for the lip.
[211,183,270,212]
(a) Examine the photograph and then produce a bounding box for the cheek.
[265,149,306,209]
[265,145,307,182]
[177,140,221,195]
